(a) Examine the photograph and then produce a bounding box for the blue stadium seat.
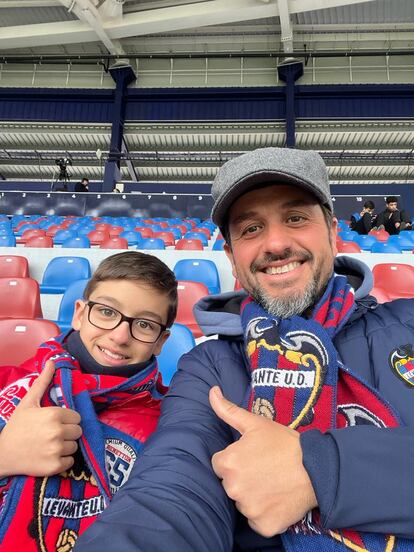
[339,230,358,241]
[0,234,16,247]
[183,231,208,246]
[387,234,413,251]
[353,235,377,250]
[53,229,77,245]
[139,238,165,250]
[40,257,91,294]
[61,236,91,248]
[212,239,225,251]
[173,259,221,294]
[157,323,196,385]
[55,278,89,333]
[119,230,142,246]
[370,242,402,254]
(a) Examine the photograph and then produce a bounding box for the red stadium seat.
[109,226,125,237]
[153,231,175,247]
[0,318,60,366]
[370,287,391,304]
[88,230,110,245]
[95,223,113,232]
[0,277,42,318]
[100,237,129,249]
[369,229,389,242]
[46,224,65,237]
[25,236,54,248]
[372,263,414,300]
[134,227,154,238]
[176,281,209,338]
[18,228,46,244]
[336,241,361,253]
[0,255,29,278]
[234,279,243,291]
[175,238,204,251]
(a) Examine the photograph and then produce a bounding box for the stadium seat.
[183,232,208,246]
[53,229,77,245]
[372,263,414,300]
[134,227,154,238]
[336,241,362,253]
[212,239,225,251]
[369,229,389,242]
[40,256,91,294]
[100,237,129,249]
[25,235,54,248]
[55,278,89,333]
[338,230,358,241]
[157,323,196,385]
[370,287,391,304]
[109,226,125,237]
[0,277,42,318]
[175,280,209,338]
[153,231,175,247]
[174,259,221,294]
[62,236,91,248]
[19,228,46,244]
[387,234,414,251]
[370,242,402,254]
[0,318,60,366]
[139,238,165,250]
[0,255,29,278]
[0,235,16,247]
[88,230,110,245]
[353,235,377,250]
[119,230,142,246]
[175,238,204,250]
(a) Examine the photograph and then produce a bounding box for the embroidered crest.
[105,439,137,494]
[389,344,414,387]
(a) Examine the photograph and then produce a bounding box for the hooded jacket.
[75,256,414,552]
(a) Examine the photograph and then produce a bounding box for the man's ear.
[71,300,87,330]
[153,330,170,357]
[224,242,238,280]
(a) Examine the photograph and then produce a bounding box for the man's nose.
[261,223,294,254]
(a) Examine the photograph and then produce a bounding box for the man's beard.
[249,250,330,319]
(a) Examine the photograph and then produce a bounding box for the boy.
[350,200,377,234]
[0,251,177,552]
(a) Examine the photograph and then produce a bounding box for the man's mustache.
[251,250,313,273]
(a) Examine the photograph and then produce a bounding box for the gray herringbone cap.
[211,147,333,228]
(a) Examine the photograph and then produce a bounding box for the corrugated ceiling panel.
[0,6,76,27]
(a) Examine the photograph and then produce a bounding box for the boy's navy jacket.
[75,256,414,552]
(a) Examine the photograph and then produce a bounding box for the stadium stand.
[157,323,196,384]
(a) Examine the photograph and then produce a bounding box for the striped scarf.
[241,274,412,551]
[0,336,164,552]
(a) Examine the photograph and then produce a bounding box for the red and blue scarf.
[241,274,411,551]
[0,336,165,552]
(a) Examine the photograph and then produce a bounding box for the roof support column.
[103,62,136,192]
[277,59,303,148]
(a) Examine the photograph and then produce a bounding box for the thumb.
[19,360,56,408]
[209,386,257,435]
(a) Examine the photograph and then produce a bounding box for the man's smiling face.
[224,184,337,318]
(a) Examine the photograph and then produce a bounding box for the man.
[0,251,177,551]
[350,200,377,234]
[75,177,89,192]
[375,195,411,234]
[75,148,414,551]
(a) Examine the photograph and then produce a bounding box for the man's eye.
[287,215,306,223]
[242,225,260,235]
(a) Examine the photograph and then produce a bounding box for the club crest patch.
[389,344,414,387]
[105,438,137,494]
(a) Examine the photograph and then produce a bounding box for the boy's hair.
[84,252,178,328]
[386,196,398,204]
[364,200,375,210]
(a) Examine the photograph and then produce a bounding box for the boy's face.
[72,279,170,367]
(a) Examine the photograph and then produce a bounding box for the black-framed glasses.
[87,301,167,343]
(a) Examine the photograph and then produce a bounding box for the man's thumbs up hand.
[0,361,83,478]
[209,386,317,538]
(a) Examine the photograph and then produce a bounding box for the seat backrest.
[0,234,16,247]
[41,256,91,286]
[336,241,362,253]
[87,230,110,244]
[157,323,196,385]
[25,235,54,248]
[0,277,42,318]
[370,242,401,253]
[176,280,209,337]
[0,255,29,278]
[174,259,221,294]
[62,236,91,248]
[100,237,129,249]
[0,318,60,366]
[57,278,90,323]
[175,238,204,251]
[139,238,165,250]
[372,263,414,296]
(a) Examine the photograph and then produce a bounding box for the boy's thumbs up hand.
[0,360,82,478]
[209,386,317,537]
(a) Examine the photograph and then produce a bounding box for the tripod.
[51,168,71,192]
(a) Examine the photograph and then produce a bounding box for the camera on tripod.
[55,157,72,180]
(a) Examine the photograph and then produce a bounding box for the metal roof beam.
[277,0,293,53]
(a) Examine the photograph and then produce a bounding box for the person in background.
[75,148,414,552]
[75,177,89,192]
[375,195,412,234]
[0,251,177,552]
[350,200,377,234]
